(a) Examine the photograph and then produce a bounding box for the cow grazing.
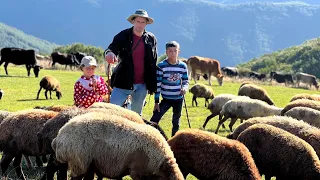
[270,72,294,86]
[0,47,42,77]
[221,67,238,77]
[51,52,80,69]
[249,71,266,81]
[71,52,87,63]
[296,72,319,90]
[187,56,224,86]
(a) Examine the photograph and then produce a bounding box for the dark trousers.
[150,98,183,137]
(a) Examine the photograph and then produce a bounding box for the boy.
[74,56,108,108]
[150,41,189,137]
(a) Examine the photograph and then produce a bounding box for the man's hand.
[105,51,118,64]
[154,103,160,112]
[180,89,186,95]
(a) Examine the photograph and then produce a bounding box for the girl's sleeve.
[96,76,108,96]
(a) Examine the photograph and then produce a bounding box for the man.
[104,9,158,115]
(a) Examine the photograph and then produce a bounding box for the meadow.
[0,65,319,180]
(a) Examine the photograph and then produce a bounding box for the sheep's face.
[56,91,62,99]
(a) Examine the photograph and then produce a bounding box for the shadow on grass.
[0,75,33,78]
[17,99,49,102]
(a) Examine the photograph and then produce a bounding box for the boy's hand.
[180,89,186,95]
[105,52,118,64]
[154,103,160,112]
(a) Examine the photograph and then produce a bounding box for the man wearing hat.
[104,9,158,115]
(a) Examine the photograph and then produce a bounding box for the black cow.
[221,67,238,77]
[51,52,80,69]
[249,71,266,81]
[71,52,87,63]
[0,89,3,99]
[270,71,294,85]
[0,47,42,77]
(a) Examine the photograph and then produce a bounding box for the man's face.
[133,16,147,33]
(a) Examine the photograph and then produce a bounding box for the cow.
[71,52,87,63]
[270,71,294,86]
[51,52,80,69]
[0,47,41,77]
[296,72,319,90]
[187,56,224,86]
[221,67,238,77]
[180,58,207,81]
[249,71,266,81]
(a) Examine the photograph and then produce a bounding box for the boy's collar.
[166,59,179,65]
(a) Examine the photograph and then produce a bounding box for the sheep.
[0,109,58,180]
[227,116,320,157]
[37,75,62,100]
[284,107,320,128]
[189,83,214,107]
[38,103,168,180]
[167,129,261,180]
[52,112,184,180]
[290,93,320,102]
[0,110,10,123]
[281,99,320,115]
[34,104,74,112]
[202,93,238,129]
[238,84,274,105]
[215,97,283,133]
[237,124,320,180]
[0,89,3,99]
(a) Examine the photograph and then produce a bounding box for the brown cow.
[187,56,224,86]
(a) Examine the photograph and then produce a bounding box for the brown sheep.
[52,112,184,180]
[238,84,274,105]
[289,93,320,102]
[34,104,74,112]
[281,99,320,115]
[0,109,58,180]
[189,83,214,107]
[237,124,320,180]
[227,116,320,157]
[37,75,62,100]
[167,129,261,180]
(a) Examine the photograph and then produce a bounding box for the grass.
[0,65,319,179]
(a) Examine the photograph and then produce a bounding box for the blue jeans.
[110,84,147,115]
[150,98,183,137]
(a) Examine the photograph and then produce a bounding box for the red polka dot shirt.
[74,75,108,108]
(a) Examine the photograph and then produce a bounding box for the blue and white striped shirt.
[155,59,189,103]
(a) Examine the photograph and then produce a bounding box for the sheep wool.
[238,84,274,105]
[237,124,320,180]
[189,83,214,107]
[52,112,184,180]
[284,107,320,128]
[168,129,261,180]
[281,99,320,115]
[290,93,320,102]
[227,115,320,157]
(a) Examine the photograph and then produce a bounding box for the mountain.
[238,37,320,77]
[0,0,320,66]
[0,22,58,54]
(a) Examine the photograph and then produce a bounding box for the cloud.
[84,0,101,7]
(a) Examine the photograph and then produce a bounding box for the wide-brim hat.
[127,9,154,24]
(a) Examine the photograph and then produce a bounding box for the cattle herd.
[1,47,320,180]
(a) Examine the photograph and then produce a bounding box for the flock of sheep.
[0,78,320,179]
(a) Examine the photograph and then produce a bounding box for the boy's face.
[166,47,180,60]
[82,66,96,78]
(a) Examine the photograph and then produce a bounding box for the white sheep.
[202,94,238,129]
[215,97,283,133]
[284,106,320,128]
[52,112,184,180]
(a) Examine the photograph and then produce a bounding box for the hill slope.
[1,1,320,65]
[238,37,320,77]
[0,22,58,54]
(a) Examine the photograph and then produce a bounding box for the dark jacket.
[105,27,158,93]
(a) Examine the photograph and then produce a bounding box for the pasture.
[0,65,319,180]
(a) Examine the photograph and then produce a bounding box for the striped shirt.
[155,59,189,103]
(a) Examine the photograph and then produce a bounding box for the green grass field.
[0,65,319,179]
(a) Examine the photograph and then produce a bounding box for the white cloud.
[84,0,101,7]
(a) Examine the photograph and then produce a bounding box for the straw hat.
[127,9,154,24]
